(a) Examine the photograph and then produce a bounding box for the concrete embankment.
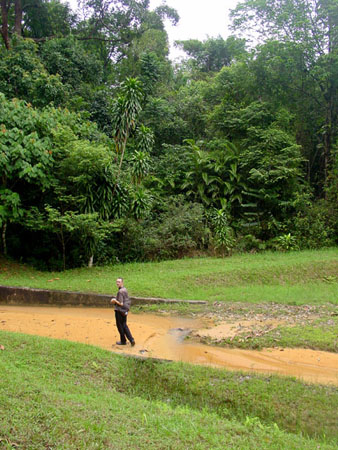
[0,285,206,307]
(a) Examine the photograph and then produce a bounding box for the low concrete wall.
[0,285,206,307]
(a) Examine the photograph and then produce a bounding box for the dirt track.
[1,305,338,386]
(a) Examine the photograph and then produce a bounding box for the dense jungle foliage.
[0,0,337,269]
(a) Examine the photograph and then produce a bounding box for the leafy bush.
[272,233,299,251]
[292,200,337,249]
[142,197,210,260]
[0,38,67,107]
[235,234,267,253]
[208,208,235,254]
[117,196,210,261]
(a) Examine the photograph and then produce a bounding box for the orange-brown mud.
[1,305,337,386]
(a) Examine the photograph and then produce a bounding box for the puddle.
[0,305,337,386]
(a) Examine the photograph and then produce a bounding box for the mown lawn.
[0,248,337,305]
[0,331,337,449]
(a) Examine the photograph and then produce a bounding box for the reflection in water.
[0,305,337,385]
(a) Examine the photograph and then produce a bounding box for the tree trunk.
[2,222,7,255]
[60,227,66,271]
[118,135,128,175]
[88,255,94,268]
[322,77,335,194]
[14,0,22,36]
[1,0,11,49]
[323,127,330,189]
[113,132,129,194]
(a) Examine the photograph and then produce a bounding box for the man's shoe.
[116,341,127,345]
[131,340,135,347]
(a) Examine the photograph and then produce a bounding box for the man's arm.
[114,289,130,311]
[111,297,123,307]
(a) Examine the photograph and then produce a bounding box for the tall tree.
[1,0,11,48]
[230,0,338,189]
[111,77,144,184]
[1,0,75,48]
[176,36,247,73]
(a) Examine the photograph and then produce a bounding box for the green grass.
[0,331,337,449]
[0,248,337,305]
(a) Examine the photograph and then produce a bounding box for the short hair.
[117,277,123,282]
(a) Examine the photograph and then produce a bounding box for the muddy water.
[0,305,337,386]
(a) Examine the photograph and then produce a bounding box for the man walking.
[111,277,135,346]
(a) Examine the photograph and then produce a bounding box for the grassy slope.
[0,331,337,449]
[0,248,337,305]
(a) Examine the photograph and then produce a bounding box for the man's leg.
[115,311,127,344]
[121,314,134,344]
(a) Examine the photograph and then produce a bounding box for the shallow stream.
[1,305,337,385]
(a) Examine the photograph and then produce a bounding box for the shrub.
[235,234,267,252]
[140,197,209,260]
[208,208,235,255]
[272,233,299,251]
[292,200,336,249]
